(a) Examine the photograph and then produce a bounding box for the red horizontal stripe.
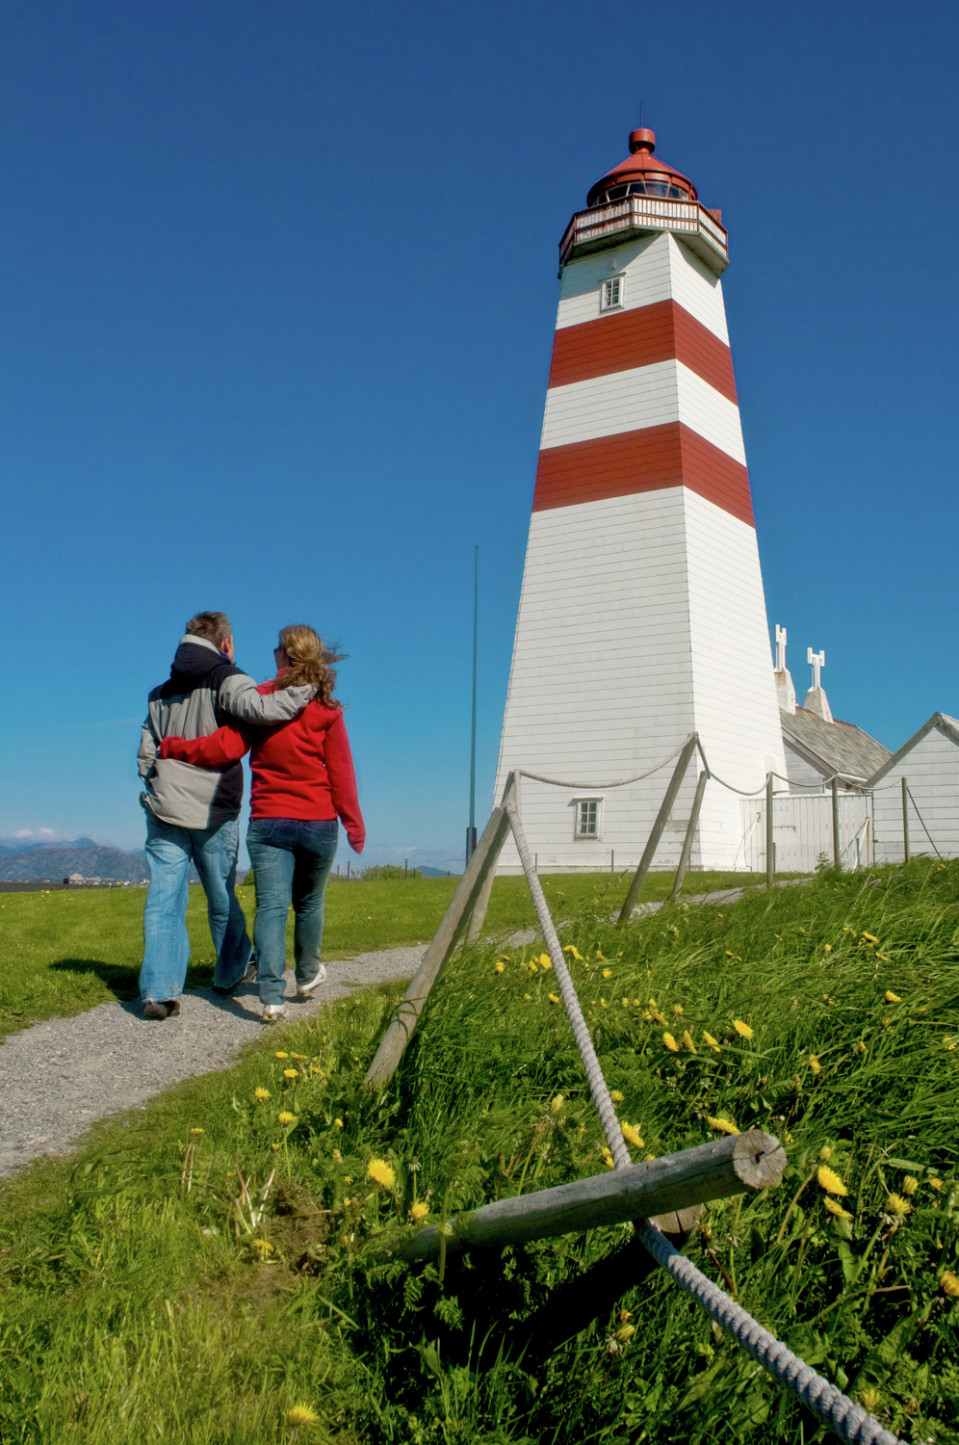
[548,300,737,404]
[532,422,754,526]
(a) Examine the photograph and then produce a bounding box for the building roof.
[781,706,891,785]
[586,129,698,208]
[866,713,959,787]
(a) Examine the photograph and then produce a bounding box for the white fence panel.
[740,793,873,874]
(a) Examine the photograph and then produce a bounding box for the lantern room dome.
[586,129,697,209]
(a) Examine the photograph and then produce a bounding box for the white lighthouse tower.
[494,127,785,871]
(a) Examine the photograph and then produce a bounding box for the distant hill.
[417,865,458,877]
[0,840,148,883]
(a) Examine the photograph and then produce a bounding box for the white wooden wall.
[872,723,959,861]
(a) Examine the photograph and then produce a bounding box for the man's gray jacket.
[138,636,312,830]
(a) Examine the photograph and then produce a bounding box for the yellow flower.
[621,1122,644,1149]
[662,1032,679,1052]
[550,1094,564,1114]
[563,945,584,961]
[334,1118,343,1129]
[732,1019,754,1041]
[680,1029,696,1053]
[601,967,612,978]
[706,1116,739,1135]
[285,1404,320,1427]
[817,1165,848,1197]
[601,1147,615,1169]
[409,1201,429,1222]
[283,1068,298,1080]
[939,1270,959,1297]
[610,1090,624,1103]
[824,1197,853,1221]
[548,993,561,1004]
[886,1193,911,1220]
[808,1056,821,1075]
[254,1087,271,1101]
[861,932,879,945]
[884,990,901,1003]
[823,943,832,953]
[600,998,608,1009]
[278,1111,297,1127]
[819,1145,832,1161]
[647,1006,667,1026]
[274,1052,288,1059]
[524,993,532,1002]
[251,1237,274,1257]
[855,1040,868,1055]
[332,1149,342,1163]
[367,1159,396,1190]
[930,1178,944,1193]
[902,1176,919,1196]
[527,960,538,974]
[616,1323,636,1343]
[621,997,630,1007]
[673,1004,684,1017]
[189,1127,204,1136]
[703,1031,720,1051]
[859,1387,881,1413]
[494,960,505,974]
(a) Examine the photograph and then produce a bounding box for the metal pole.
[466,545,479,866]
[831,777,842,871]
[901,777,910,862]
[765,773,774,889]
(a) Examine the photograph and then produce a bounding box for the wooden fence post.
[618,736,697,922]
[832,776,842,871]
[765,773,775,888]
[673,769,708,900]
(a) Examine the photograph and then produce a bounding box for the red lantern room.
[586,129,698,208]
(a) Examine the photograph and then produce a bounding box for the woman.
[160,625,365,1022]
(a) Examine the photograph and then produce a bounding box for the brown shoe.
[143,999,181,1020]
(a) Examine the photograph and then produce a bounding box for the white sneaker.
[262,1003,287,1024]
[297,965,327,998]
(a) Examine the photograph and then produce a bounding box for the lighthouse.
[494,128,785,872]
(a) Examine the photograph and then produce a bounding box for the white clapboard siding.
[872,719,959,861]
[556,233,729,343]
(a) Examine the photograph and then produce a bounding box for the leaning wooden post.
[365,785,513,1089]
[401,1130,784,1261]
[673,768,708,900]
[618,735,697,921]
[466,773,522,942]
[831,776,842,871]
[901,777,910,862]
[765,772,775,888]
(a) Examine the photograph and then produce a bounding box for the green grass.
[0,868,768,1038]
[2,862,959,1442]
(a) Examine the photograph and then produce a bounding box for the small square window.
[574,798,602,840]
[600,276,624,312]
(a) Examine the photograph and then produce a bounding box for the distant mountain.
[0,841,148,883]
[417,864,459,877]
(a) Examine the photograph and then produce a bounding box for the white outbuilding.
[867,714,959,862]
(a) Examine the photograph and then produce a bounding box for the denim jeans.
[246,818,338,1006]
[140,813,251,1002]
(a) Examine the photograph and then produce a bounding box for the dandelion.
[930,1178,944,1193]
[610,1090,624,1103]
[647,1003,667,1026]
[538,953,553,970]
[275,1052,289,1059]
[824,1197,853,1221]
[494,960,505,974]
[601,1147,615,1169]
[283,1068,298,1080]
[549,1095,565,1116]
[600,998,608,1009]
[621,1122,644,1148]
[944,1037,957,1051]
[861,932,879,945]
[662,1032,679,1052]
[855,1041,868,1055]
[703,1031,721,1051]
[334,1118,343,1129]
[621,997,630,1007]
[902,1176,919,1196]
[189,1127,204,1136]
[673,1004,684,1017]
[859,1387,881,1413]
[939,1270,959,1297]
[332,1149,342,1163]
[884,990,901,1003]
[886,1193,911,1220]
[823,943,833,953]
[409,1201,429,1222]
[616,1323,636,1343]
[808,1056,822,1075]
[817,1165,848,1197]
[706,1116,739,1135]
[254,1087,271,1101]
[548,993,561,1005]
[819,1145,832,1161]
[285,1403,320,1427]
[527,960,538,974]
[732,1019,754,1041]
[602,967,613,979]
[368,1159,396,1190]
[524,993,532,1002]
[680,1029,696,1053]
[278,1111,297,1127]
[563,945,584,961]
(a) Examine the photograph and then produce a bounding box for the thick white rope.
[506,798,906,1444]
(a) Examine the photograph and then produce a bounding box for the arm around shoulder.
[218,673,314,724]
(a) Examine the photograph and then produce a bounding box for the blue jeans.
[140,813,251,1002]
[246,818,338,1006]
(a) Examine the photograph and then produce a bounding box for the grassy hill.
[1,862,957,1443]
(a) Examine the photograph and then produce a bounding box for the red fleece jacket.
[159,680,365,852]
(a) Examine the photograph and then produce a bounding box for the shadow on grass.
[49,957,140,1002]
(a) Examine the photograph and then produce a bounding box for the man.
[137,611,312,1020]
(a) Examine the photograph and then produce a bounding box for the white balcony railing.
[559,196,729,275]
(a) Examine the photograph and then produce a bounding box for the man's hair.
[185,611,232,647]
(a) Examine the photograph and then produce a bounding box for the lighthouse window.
[600,276,624,312]
[574,798,602,839]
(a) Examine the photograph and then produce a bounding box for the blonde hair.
[275,625,343,707]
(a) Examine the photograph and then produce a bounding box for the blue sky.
[2,0,957,871]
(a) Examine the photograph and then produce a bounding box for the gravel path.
[0,947,425,1180]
